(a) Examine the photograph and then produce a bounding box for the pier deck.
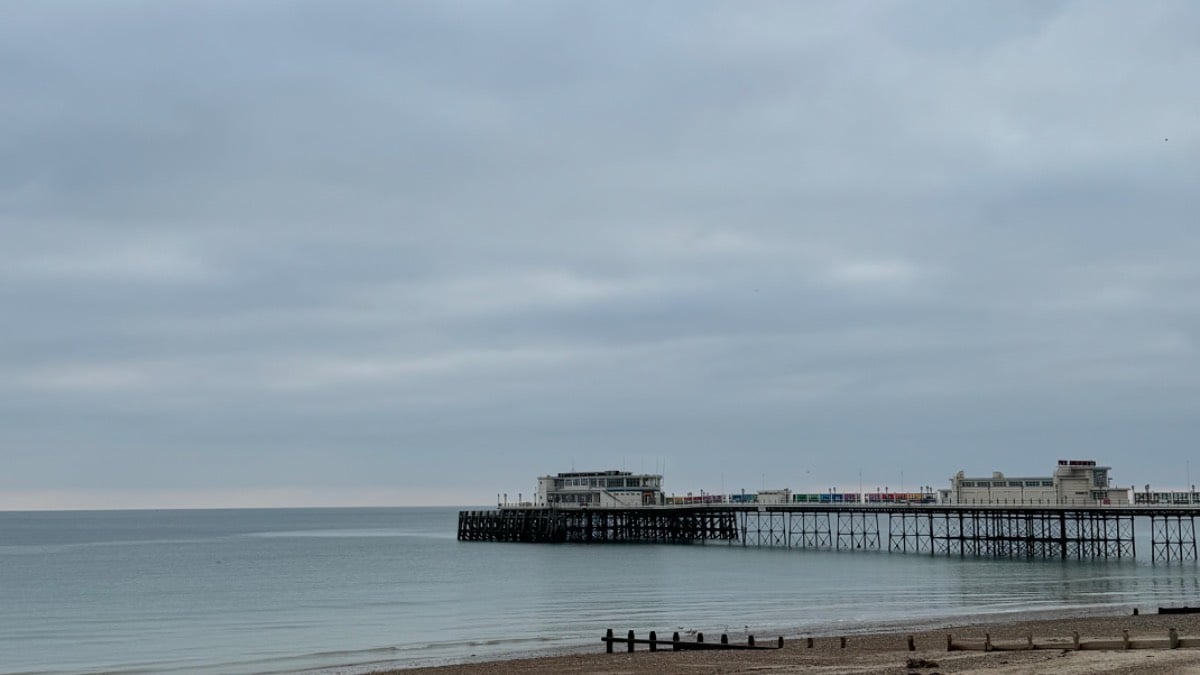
[457,504,1200,562]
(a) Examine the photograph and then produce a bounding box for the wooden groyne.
[602,629,783,652]
[947,628,1197,651]
[597,627,1200,655]
[458,504,1200,562]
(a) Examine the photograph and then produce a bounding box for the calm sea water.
[3,507,1199,674]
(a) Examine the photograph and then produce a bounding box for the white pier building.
[536,470,664,508]
[940,459,1130,505]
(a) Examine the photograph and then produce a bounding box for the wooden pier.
[458,507,738,544]
[458,504,1200,562]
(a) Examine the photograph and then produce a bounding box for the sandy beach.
[382,611,1200,674]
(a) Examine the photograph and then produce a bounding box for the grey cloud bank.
[2,1,1198,508]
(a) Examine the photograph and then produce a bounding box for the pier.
[458,506,738,544]
[457,504,1200,563]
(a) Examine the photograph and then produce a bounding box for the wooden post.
[721,633,728,645]
[1170,628,1180,649]
[673,632,680,651]
[1123,630,1130,649]
[1133,607,1140,616]
[806,637,814,648]
[748,635,755,647]
[628,630,635,653]
[606,628,613,653]
[778,636,784,648]
[649,630,657,652]
[1072,632,1080,650]
[985,633,992,652]
[946,634,953,651]
[1028,633,1034,649]
[697,632,704,643]
[840,636,847,649]
[907,635,915,651]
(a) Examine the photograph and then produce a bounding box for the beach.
[385,611,1200,674]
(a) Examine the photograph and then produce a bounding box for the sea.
[3,507,1200,674]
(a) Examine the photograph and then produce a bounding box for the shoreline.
[373,608,1200,674]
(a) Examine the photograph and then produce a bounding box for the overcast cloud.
[2,1,1198,508]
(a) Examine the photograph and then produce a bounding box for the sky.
[2,1,1199,509]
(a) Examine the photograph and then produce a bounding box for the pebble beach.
[382,611,1200,674]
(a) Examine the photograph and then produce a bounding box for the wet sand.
[378,611,1200,674]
